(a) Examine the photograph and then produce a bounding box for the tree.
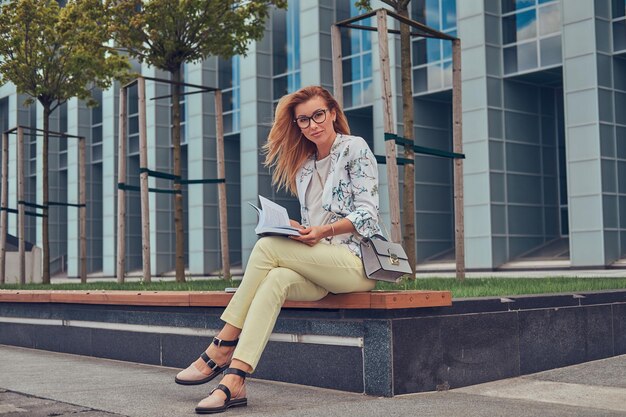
[108,0,286,282]
[0,0,129,284]
[357,0,416,271]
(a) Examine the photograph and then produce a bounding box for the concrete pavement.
[0,345,625,416]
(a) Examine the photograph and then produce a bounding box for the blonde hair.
[263,86,350,195]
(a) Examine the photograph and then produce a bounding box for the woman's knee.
[251,236,284,256]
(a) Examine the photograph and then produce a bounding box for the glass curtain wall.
[269,0,301,216]
[613,0,626,52]
[218,56,242,266]
[337,2,373,110]
[502,0,562,75]
[125,83,142,271]
[411,0,457,94]
[272,0,300,105]
[88,90,103,273]
[220,56,241,135]
[409,0,457,263]
[25,105,36,245]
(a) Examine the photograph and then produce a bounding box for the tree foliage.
[107,0,286,282]
[107,0,287,72]
[0,0,129,284]
[0,0,129,110]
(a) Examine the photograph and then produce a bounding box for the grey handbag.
[359,234,413,283]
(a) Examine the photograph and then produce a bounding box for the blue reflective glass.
[287,0,300,72]
[426,0,440,30]
[343,84,354,108]
[412,39,427,65]
[504,9,537,45]
[412,0,427,25]
[362,53,372,78]
[351,30,361,54]
[362,80,373,103]
[613,0,626,18]
[502,0,534,14]
[443,40,451,60]
[362,23,372,51]
[442,60,452,87]
[272,8,287,75]
[352,83,362,107]
[614,20,626,51]
[351,56,362,80]
[294,72,301,92]
[342,58,351,81]
[442,0,456,30]
[442,30,456,59]
[427,38,441,62]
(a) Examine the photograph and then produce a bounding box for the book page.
[258,195,291,227]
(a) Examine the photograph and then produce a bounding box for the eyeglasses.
[293,108,328,129]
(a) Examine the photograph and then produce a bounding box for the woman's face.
[293,96,337,149]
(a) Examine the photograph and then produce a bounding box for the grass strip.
[1,277,625,298]
[376,277,626,298]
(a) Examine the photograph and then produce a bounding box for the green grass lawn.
[1,277,626,298]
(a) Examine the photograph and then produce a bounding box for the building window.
[337,2,373,109]
[219,56,240,134]
[91,89,103,163]
[128,83,139,156]
[411,0,457,94]
[614,0,626,53]
[272,0,300,104]
[502,0,561,75]
[89,89,103,272]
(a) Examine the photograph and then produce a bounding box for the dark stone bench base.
[1,290,625,396]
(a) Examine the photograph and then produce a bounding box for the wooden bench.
[0,289,451,309]
[0,288,453,397]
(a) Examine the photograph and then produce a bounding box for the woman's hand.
[289,219,303,229]
[290,225,329,246]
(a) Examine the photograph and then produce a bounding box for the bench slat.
[0,289,452,310]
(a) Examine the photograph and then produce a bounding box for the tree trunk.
[42,106,50,284]
[398,5,417,274]
[171,66,185,282]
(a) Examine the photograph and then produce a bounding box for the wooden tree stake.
[214,90,230,279]
[117,86,127,283]
[138,77,152,283]
[452,39,465,280]
[376,9,401,243]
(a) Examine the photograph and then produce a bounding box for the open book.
[249,195,301,237]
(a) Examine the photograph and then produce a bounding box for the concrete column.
[456,0,493,269]
[143,65,175,275]
[239,40,263,267]
[561,1,606,266]
[300,2,328,88]
[101,83,119,276]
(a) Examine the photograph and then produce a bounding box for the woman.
[175,85,381,414]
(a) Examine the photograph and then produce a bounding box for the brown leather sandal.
[195,368,248,414]
[174,337,238,386]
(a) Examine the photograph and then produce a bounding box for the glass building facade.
[0,0,624,276]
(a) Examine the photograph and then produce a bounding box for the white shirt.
[306,154,334,229]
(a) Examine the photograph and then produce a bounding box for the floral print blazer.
[295,133,381,258]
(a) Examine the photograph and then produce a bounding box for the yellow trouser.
[220,236,374,372]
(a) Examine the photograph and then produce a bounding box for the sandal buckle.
[213,337,223,348]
